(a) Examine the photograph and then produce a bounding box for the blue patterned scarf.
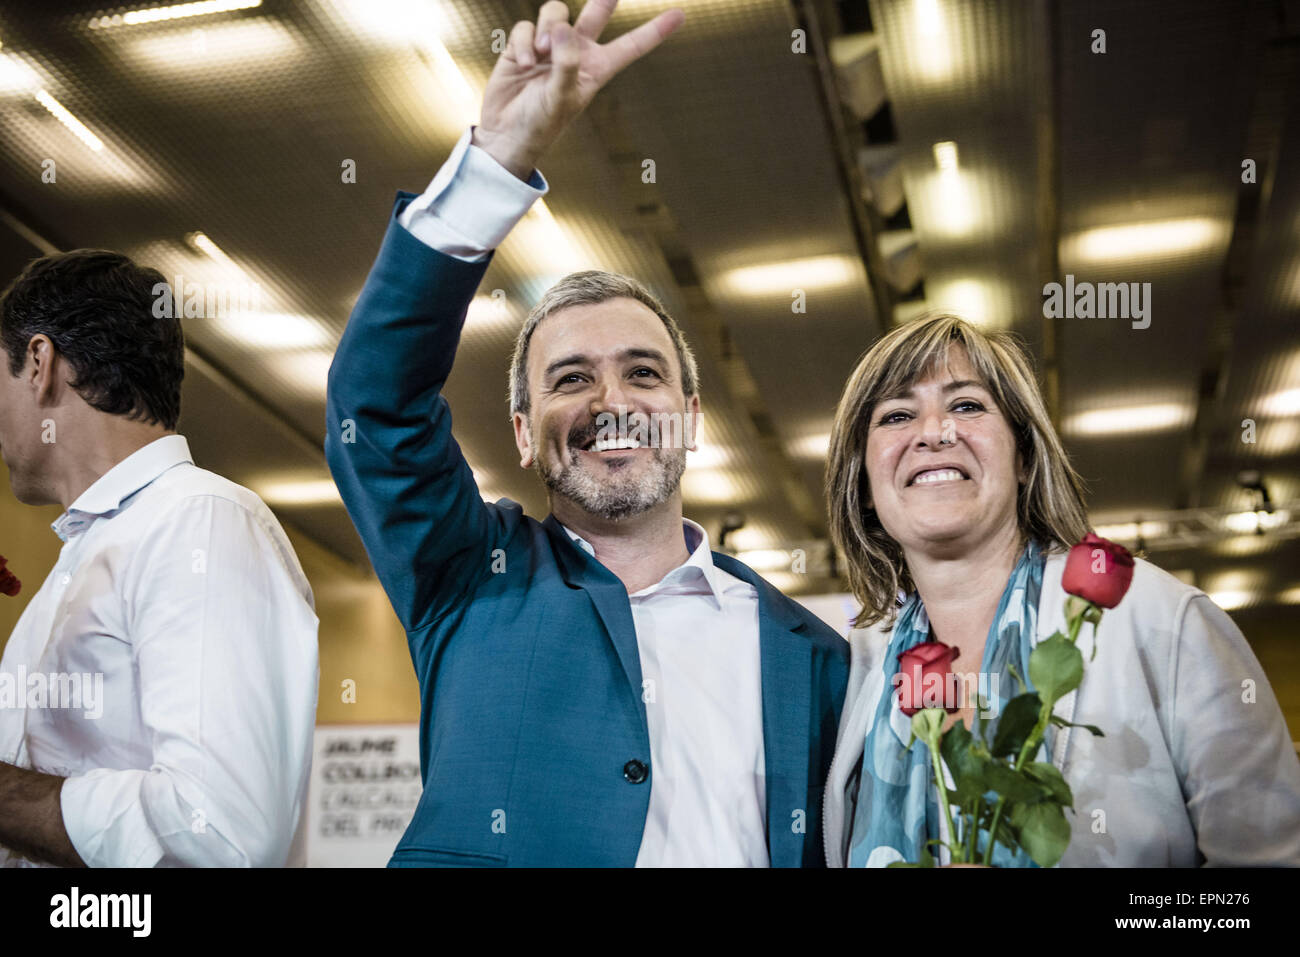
[847,539,1051,867]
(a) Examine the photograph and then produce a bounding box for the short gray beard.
[536,436,686,522]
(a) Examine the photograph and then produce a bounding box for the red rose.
[895,640,961,716]
[0,555,19,598]
[1062,533,1134,609]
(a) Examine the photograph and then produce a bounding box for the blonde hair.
[826,313,1090,628]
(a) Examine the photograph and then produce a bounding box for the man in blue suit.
[326,0,848,867]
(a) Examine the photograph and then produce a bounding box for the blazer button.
[623,759,648,784]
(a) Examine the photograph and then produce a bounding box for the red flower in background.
[1062,533,1134,609]
[0,555,20,597]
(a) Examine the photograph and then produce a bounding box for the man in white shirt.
[0,248,319,867]
[326,0,848,867]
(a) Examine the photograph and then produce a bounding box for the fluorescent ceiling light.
[921,168,977,238]
[210,312,328,349]
[255,477,341,506]
[185,231,241,269]
[1222,509,1288,534]
[1090,520,1170,541]
[507,200,589,275]
[273,351,333,397]
[686,444,730,468]
[1205,590,1253,611]
[915,0,944,37]
[722,527,773,553]
[329,0,448,45]
[91,0,263,28]
[788,432,830,460]
[734,549,791,572]
[681,468,747,505]
[719,255,861,297]
[0,54,39,94]
[1216,534,1278,558]
[933,140,958,172]
[926,278,1006,328]
[327,0,477,127]
[683,416,728,468]
[761,571,806,594]
[1064,217,1226,264]
[34,90,103,152]
[1257,418,1300,456]
[120,18,303,74]
[1065,402,1192,436]
[1260,387,1300,417]
[909,0,956,83]
[465,294,519,335]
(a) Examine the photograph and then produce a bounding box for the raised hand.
[473,0,684,180]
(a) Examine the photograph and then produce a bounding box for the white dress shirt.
[401,134,772,865]
[562,520,768,867]
[398,127,547,259]
[0,435,319,867]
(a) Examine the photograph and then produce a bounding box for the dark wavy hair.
[0,249,184,430]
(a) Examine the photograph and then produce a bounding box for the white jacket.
[823,552,1300,867]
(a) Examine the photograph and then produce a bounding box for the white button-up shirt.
[563,520,768,867]
[0,435,319,867]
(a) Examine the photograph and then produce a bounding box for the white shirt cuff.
[398,127,548,262]
[61,770,166,868]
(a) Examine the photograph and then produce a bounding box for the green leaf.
[1024,761,1074,806]
[939,720,991,805]
[1028,634,1084,706]
[1048,713,1105,737]
[990,813,1020,856]
[990,693,1041,758]
[984,761,1049,803]
[1009,801,1071,868]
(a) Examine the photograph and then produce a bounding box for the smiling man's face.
[513,296,699,522]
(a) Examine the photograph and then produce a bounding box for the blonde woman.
[821,313,1300,867]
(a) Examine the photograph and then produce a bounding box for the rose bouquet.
[892,534,1134,867]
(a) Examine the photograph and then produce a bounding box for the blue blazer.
[325,193,849,867]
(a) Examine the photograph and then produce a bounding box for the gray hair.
[508,270,700,416]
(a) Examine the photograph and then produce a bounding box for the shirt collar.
[559,516,725,606]
[52,434,193,541]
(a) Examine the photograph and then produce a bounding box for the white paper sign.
[306,723,422,868]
